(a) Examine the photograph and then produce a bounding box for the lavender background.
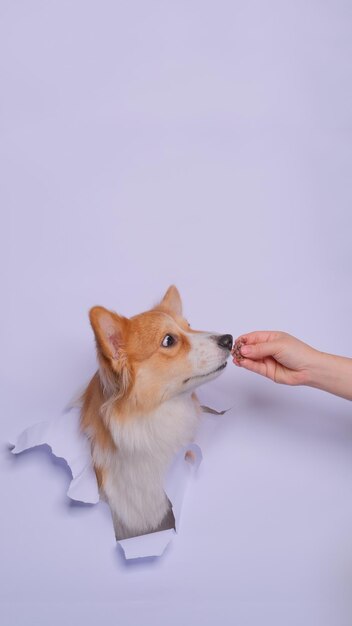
[1,1,352,624]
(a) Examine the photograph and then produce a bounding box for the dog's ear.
[157,285,183,316]
[89,306,127,361]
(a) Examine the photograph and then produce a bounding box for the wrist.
[304,350,352,400]
[304,350,331,389]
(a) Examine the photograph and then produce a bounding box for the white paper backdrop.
[1,1,352,624]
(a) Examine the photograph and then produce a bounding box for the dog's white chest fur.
[95,393,200,535]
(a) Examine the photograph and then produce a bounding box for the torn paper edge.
[11,410,99,504]
[10,409,202,560]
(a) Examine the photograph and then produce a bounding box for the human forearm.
[306,351,352,401]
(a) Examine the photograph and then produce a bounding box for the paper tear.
[11,410,202,560]
[11,410,99,504]
[118,529,176,560]
[201,404,230,416]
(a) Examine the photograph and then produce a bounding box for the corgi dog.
[81,286,233,540]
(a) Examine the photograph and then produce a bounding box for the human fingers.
[234,331,283,346]
[238,340,281,361]
[233,356,268,376]
[232,333,274,362]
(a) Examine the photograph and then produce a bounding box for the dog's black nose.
[217,334,233,351]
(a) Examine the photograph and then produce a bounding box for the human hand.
[232,331,319,386]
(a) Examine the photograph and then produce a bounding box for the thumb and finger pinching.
[232,338,279,361]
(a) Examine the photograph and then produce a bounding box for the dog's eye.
[161,334,176,348]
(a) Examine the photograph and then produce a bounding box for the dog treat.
[232,338,246,361]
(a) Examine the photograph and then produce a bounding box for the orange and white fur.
[81,286,232,540]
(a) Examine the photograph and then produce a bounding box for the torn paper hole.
[10,409,202,560]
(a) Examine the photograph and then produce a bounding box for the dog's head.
[90,286,232,412]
